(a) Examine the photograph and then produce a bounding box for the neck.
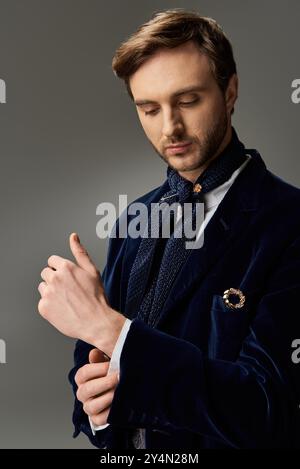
[178,125,233,183]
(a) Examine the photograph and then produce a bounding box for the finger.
[89,348,110,364]
[69,232,98,275]
[47,254,72,270]
[76,371,119,402]
[89,406,111,427]
[40,267,55,283]
[83,390,115,417]
[38,281,47,296]
[75,361,110,386]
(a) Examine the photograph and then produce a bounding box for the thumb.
[69,232,97,275]
[89,348,110,364]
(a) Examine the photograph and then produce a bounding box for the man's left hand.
[38,233,126,356]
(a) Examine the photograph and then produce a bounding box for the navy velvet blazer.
[68,149,300,449]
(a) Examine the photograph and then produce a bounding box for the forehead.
[130,40,215,101]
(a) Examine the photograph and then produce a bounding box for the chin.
[167,155,201,172]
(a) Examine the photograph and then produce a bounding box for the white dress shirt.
[89,154,252,434]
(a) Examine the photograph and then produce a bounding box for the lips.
[166,142,191,149]
[166,142,192,155]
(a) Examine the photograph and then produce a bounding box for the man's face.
[130,40,237,181]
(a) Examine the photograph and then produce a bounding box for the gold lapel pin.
[223,288,246,309]
[193,183,202,193]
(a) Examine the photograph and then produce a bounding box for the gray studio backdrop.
[0,0,299,448]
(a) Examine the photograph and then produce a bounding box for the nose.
[161,108,184,139]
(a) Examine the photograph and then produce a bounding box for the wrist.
[90,305,126,357]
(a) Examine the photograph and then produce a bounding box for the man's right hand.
[75,348,119,427]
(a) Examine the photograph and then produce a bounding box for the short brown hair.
[112,8,237,105]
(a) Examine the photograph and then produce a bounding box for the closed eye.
[179,98,199,106]
[144,98,199,116]
[145,109,159,116]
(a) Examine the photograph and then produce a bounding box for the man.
[38,9,300,448]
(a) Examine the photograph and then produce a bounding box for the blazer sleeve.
[106,234,300,448]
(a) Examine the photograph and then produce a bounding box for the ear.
[225,74,238,115]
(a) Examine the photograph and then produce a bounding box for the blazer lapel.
[119,179,170,313]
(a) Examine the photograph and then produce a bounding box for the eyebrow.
[134,85,206,106]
